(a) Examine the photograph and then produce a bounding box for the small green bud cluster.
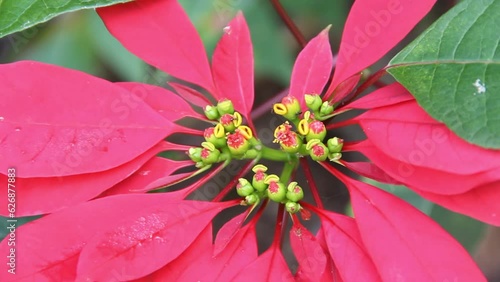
[237,165,304,214]
[188,99,257,167]
[304,94,334,119]
[272,95,343,163]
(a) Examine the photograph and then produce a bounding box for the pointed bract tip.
[322,24,332,34]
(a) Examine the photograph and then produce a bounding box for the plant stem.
[279,160,297,184]
[259,145,293,162]
[270,0,307,48]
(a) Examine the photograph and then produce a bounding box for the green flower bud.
[306,120,326,142]
[327,137,344,153]
[245,193,260,205]
[227,131,251,156]
[285,201,301,214]
[204,105,220,120]
[187,147,202,162]
[217,99,235,115]
[286,182,304,202]
[305,94,323,112]
[306,139,329,162]
[200,142,221,165]
[265,174,286,202]
[236,178,254,197]
[319,101,334,116]
[329,152,342,162]
[273,96,301,121]
[220,113,236,132]
[204,124,227,148]
[274,122,303,153]
[252,164,268,192]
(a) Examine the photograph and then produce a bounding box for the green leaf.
[388,0,500,149]
[0,0,132,38]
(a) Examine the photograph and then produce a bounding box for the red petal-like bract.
[213,212,247,255]
[101,156,193,196]
[290,221,330,281]
[343,82,413,110]
[117,82,206,121]
[289,26,333,108]
[0,193,182,281]
[325,73,361,103]
[338,173,486,281]
[152,224,213,281]
[0,142,167,217]
[350,140,500,195]
[311,228,343,282]
[357,98,500,175]
[212,12,254,117]
[76,199,236,281]
[329,0,436,98]
[0,61,171,177]
[230,243,294,281]
[317,209,381,282]
[157,214,258,281]
[342,161,401,185]
[417,183,500,226]
[98,0,216,93]
[169,82,213,109]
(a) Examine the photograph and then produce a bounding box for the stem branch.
[270,0,307,48]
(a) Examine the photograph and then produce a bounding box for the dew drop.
[139,170,151,176]
[14,127,21,132]
[223,26,231,35]
[153,236,164,243]
[0,117,4,121]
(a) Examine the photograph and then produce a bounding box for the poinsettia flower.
[0,0,495,281]
[282,0,500,226]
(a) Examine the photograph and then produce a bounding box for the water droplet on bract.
[14,127,21,132]
[0,117,4,121]
[223,26,231,35]
[139,170,151,176]
[153,236,164,243]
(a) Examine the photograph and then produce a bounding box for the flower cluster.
[1,0,499,281]
[188,99,257,167]
[273,95,343,162]
[236,164,305,214]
